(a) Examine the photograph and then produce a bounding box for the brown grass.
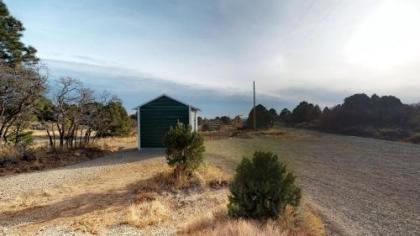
[134,161,230,192]
[300,206,325,236]
[125,200,170,228]
[0,144,325,235]
[198,164,230,189]
[95,136,136,151]
[180,205,325,236]
[0,145,21,162]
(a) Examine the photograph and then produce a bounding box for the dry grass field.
[0,133,324,236]
[1,127,418,235]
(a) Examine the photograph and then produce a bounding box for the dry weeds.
[125,200,170,228]
[0,137,326,235]
[0,152,234,235]
[180,204,325,236]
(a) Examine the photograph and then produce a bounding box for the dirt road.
[205,129,420,236]
[294,135,420,236]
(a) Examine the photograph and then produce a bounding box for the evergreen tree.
[0,1,38,67]
[279,108,292,123]
[291,101,321,123]
[163,122,205,177]
[247,104,273,129]
[97,99,131,137]
[228,151,301,219]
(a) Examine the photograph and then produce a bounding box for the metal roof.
[133,94,200,111]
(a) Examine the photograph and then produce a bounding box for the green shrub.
[228,151,301,220]
[5,130,33,147]
[96,100,131,137]
[163,122,205,177]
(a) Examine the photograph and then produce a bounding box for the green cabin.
[135,94,199,149]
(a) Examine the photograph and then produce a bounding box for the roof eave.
[133,94,200,112]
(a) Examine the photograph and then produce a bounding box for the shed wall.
[139,96,189,148]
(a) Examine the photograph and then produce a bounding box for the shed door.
[140,98,189,147]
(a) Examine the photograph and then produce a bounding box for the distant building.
[134,94,200,150]
[232,116,242,129]
[207,119,221,131]
[232,115,247,129]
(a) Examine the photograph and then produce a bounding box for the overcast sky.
[6,0,420,116]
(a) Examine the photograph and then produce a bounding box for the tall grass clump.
[163,122,205,177]
[0,145,20,165]
[228,151,301,220]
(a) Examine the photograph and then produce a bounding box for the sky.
[5,0,420,117]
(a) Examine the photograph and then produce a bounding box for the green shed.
[135,94,200,150]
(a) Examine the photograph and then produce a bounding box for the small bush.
[163,122,205,177]
[228,151,301,220]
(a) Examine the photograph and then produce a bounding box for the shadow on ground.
[63,148,165,170]
[0,170,168,227]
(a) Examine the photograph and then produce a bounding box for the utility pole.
[253,81,256,130]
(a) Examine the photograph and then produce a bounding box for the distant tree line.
[274,94,420,142]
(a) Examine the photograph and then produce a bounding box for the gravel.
[279,133,420,236]
[206,130,420,236]
[105,225,175,236]
[0,149,159,201]
[0,149,170,235]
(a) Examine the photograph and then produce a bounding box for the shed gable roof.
[134,94,200,111]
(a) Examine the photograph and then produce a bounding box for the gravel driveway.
[205,130,420,236]
[0,149,161,201]
[288,134,420,236]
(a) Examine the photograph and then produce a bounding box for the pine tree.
[0,1,38,67]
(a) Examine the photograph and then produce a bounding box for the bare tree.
[52,77,81,149]
[69,87,94,148]
[47,78,99,150]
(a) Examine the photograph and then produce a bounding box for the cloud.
[44,59,295,117]
[10,0,420,114]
